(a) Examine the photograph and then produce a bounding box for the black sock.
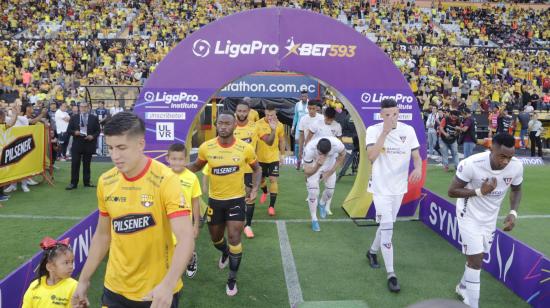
[269,193,277,208]
[261,186,268,194]
[228,252,243,280]
[214,238,229,256]
[245,204,255,226]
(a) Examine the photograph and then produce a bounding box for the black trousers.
[70,143,92,186]
[102,288,180,308]
[529,131,543,157]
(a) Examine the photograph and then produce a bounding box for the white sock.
[307,187,319,221]
[320,187,334,212]
[370,226,382,253]
[464,266,481,308]
[380,222,394,274]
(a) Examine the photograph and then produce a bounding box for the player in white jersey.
[305,107,342,146]
[365,99,422,293]
[298,100,323,167]
[448,133,523,308]
[303,137,346,232]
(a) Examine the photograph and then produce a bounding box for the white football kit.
[455,151,523,255]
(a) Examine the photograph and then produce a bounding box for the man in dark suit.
[66,102,100,190]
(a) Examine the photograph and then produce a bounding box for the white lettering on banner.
[156,122,174,141]
[143,92,200,109]
[145,112,186,120]
[283,37,357,58]
[428,202,462,245]
[72,226,93,264]
[518,157,544,165]
[361,92,414,104]
[214,40,279,58]
[373,113,413,121]
[221,81,316,94]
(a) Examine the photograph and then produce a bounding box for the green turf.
[1,161,547,307]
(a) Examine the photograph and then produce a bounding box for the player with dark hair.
[256,104,285,216]
[186,111,262,296]
[365,99,422,292]
[72,112,194,308]
[448,133,523,308]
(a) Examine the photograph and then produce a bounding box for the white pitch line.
[276,220,304,308]
[1,214,550,221]
[0,214,81,220]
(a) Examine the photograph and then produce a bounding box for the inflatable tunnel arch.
[134,7,427,219]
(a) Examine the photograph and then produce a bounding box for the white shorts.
[451,86,459,93]
[458,216,496,255]
[372,194,404,224]
[306,168,336,191]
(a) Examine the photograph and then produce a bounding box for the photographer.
[438,110,460,172]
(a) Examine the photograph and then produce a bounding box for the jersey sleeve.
[456,159,473,183]
[162,173,191,219]
[365,125,377,147]
[335,122,342,137]
[97,176,109,217]
[409,126,420,151]
[245,143,257,165]
[192,175,202,198]
[21,281,36,308]
[303,146,315,164]
[197,143,207,163]
[512,162,524,186]
[334,139,345,154]
[277,123,285,139]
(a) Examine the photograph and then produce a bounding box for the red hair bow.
[40,237,70,250]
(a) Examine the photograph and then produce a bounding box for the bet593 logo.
[283,37,356,58]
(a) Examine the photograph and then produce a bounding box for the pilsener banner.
[0,124,46,185]
[419,189,550,308]
[134,8,428,220]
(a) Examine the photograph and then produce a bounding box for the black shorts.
[102,288,180,308]
[259,162,279,177]
[244,173,253,188]
[207,197,246,225]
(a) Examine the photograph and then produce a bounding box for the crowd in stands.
[0,0,548,187]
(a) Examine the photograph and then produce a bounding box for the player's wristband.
[475,188,483,197]
[509,210,518,219]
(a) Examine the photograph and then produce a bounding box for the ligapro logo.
[192,39,278,58]
[361,92,414,104]
[143,91,199,104]
[193,39,210,57]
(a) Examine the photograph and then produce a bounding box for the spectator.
[518,106,531,149]
[55,103,71,161]
[94,101,109,125]
[65,102,100,190]
[528,112,543,157]
[426,106,439,159]
[460,108,476,159]
[439,110,460,172]
[109,100,124,116]
[488,106,499,137]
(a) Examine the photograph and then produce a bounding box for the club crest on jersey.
[232,157,241,163]
[383,243,392,249]
[503,177,512,185]
[399,136,407,143]
[242,137,252,143]
[141,194,154,207]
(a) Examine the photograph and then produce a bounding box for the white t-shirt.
[455,152,523,225]
[366,122,419,195]
[110,107,124,116]
[309,119,342,138]
[303,136,345,172]
[9,115,30,127]
[298,113,323,141]
[55,109,70,134]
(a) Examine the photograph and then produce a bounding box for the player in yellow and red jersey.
[234,100,260,238]
[186,111,262,297]
[72,112,194,308]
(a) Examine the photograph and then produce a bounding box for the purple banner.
[133,7,428,219]
[0,211,98,308]
[419,189,550,307]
